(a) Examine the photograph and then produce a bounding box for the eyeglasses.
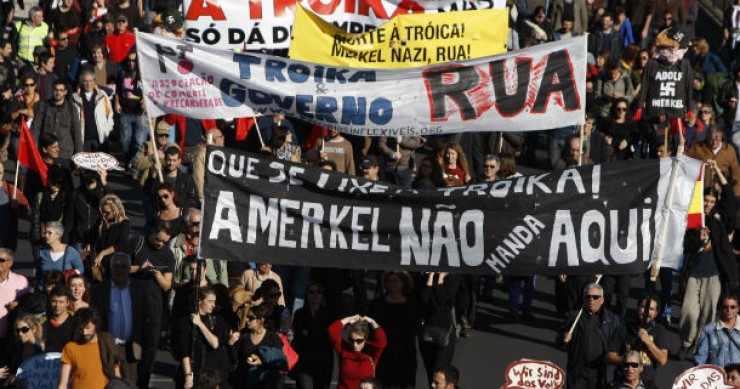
[351,338,366,344]
[623,362,640,369]
[16,327,30,334]
[484,165,498,169]
[246,315,257,321]
[585,294,602,300]
[158,194,170,200]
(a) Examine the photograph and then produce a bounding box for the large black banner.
[200,147,700,275]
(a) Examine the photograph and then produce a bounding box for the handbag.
[279,332,299,372]
[421,325,451,347]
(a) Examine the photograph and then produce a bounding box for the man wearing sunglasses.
[694,293,740,366]
[606,351,659,389]
[560,283,620,389]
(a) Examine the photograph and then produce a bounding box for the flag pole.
[12,161,19,200]
[148,115,164,184]
[253,117,265,147]
[648,128,686,281]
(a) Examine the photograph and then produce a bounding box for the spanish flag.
[686,164,704,229]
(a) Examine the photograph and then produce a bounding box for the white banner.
[183,0,506,51]
[136,32,587,136]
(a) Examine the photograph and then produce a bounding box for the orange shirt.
[60,340,109,389]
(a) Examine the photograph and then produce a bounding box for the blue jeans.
[506,276,535,315]
[385,168,414,189]
[119,113,147,163]
[272,265,311,314]
[84,139,101,152]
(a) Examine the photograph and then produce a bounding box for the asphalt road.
[4,158,695,389]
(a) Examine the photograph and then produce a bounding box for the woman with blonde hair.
[437,143,471,187]
[9,313,44,378]
[90,194,130,281]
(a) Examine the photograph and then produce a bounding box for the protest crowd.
[0,0,738,386]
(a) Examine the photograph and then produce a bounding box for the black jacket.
[69,184,106,247]
[560,307,621,388]
[91,278,160,353]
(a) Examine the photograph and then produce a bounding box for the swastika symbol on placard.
[659,81,676,97]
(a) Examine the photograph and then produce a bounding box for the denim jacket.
[694,316,740,367]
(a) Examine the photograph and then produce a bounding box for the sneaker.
[460,326,472,338]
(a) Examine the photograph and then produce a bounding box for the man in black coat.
[560,283,621,389]
[91,252,160,389]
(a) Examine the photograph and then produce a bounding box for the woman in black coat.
[369,270,419,389]
[416,272,463,386]
[291,281,335,389]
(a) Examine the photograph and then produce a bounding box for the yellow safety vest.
[15,21,49,63]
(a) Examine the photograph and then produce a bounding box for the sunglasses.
[623,362,640,368]
[350,338,366,344]
[116,20,127,23]
[157,133,169,137]
[188,221,201,227]
[0,257,10,263]
[58,37,68,41]
[585,294,602,300]
[24,83,35,87]
[484,165,497,169]
[16,326,30,334]
[246,315,257,321]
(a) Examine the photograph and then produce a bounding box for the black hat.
[163,7,183,31]
[115,13,128,22]
[656,26,689,48]
[361,155,379,169]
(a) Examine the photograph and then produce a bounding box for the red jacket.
[328,319,387,389]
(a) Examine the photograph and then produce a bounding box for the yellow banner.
[289,6,508,69]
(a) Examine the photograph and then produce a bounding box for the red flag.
[18,118,48,185]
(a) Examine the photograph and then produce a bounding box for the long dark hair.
[269,125,291,149]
